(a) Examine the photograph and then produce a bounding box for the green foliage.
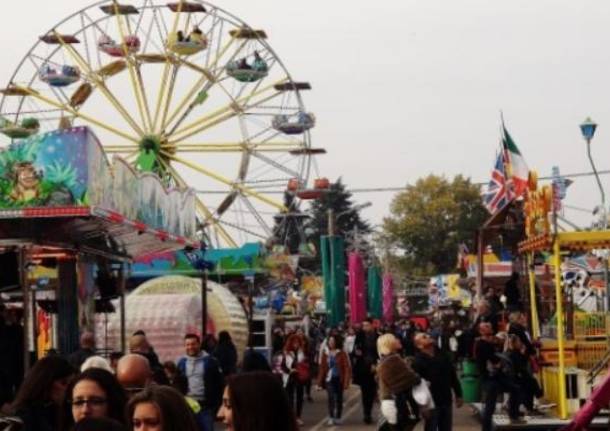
[383,174,488,275]
[0,137,42,179]
[45,161,78,188]
[78,190,90,206]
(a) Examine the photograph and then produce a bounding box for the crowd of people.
[269,317,463,430]
[0,273,543,431]
[0,329,295,431]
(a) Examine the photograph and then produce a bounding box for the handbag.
[411,379,435,410]
[295,361,310,383]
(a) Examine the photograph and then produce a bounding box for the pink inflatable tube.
[562,373,610,430]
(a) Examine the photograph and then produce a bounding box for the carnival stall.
[519,171,610,421]
[0,127,196,368]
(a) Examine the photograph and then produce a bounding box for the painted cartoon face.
[16,163,40,188]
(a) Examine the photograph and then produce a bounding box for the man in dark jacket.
[504,272,522,311]
[474,323,523,431]
[67,331,95,369]
[353,319,378,424]
[413,332,463,431]
[177,333,223,431]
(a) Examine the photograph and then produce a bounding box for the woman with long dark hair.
[63,367,127,429]
[127,385,198,431]
[280,333,308,426]
[218,371,297,431]
[317,334,351,426]
[214,330,237,377]
[9,355,75,431]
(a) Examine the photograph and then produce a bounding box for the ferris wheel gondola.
[98,34,141,57]
[39,64,81,87]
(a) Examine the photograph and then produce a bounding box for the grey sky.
[1,0,609,231]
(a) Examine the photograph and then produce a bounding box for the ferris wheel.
[0,0,326,248]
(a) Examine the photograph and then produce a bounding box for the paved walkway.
[302,386,481,430]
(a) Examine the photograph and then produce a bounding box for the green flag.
[367,266,382,319]
[321,235,345,326]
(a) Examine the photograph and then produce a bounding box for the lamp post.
[184,241,213,340]
[580,117,606,229]
[580,117,610,312]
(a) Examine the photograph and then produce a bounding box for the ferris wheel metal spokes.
[0,0,318,247]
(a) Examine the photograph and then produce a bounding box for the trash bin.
[462,359,478,377]
[460,375,481,403]
[460,360,480,402]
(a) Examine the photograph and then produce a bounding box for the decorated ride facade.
[0,127,196,368]
[519,171,610,422]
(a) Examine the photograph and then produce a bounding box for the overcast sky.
[1,0,610,231]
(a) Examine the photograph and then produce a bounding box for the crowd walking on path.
[0,279,543,431]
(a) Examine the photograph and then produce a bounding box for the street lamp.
[580,117,606,229]
[184,241,214,340]
[580,117,610,312]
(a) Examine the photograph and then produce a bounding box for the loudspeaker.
[96,267,119,298]
[0,252,19,289]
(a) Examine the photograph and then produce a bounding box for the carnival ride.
[514,171,610,427]
[0,0,326,370]
[0,0,325,248]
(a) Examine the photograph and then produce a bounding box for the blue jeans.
[482,375,520,431]
[424,404,452,431]
[326,376,344,419]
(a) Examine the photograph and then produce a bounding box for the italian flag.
[502,125,528,198]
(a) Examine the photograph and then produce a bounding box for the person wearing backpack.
[176,333,224,431]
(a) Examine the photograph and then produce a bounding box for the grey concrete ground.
[302,385,480,431]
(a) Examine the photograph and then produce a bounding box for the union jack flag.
[482,152,514,214]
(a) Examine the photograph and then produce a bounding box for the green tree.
[383,174,488,275]
[305,178,371,251]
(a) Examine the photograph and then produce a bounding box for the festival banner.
[367,266,382,319]
[348,252,367,324]
[382,273,395,323]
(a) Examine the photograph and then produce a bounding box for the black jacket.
[508,323,535,356]
[16,402,58,431]
[214,342,238,377]
[473,337,501,379]
[412,349,462,407]
[352,330,378,386]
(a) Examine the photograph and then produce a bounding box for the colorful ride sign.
[0,127,196,239]
[523,171,553,238]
